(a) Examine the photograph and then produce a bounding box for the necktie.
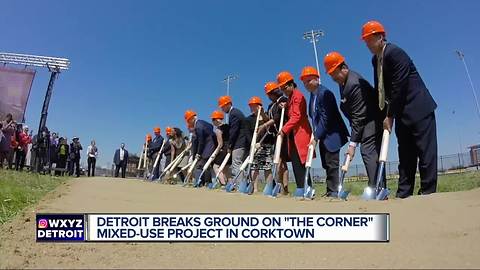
[377,48,385,110]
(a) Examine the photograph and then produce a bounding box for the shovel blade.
[238,180,248,193]
[193,170,204,188]
[338,189,349,200]
[208,180,217,189]
[225,182,235,192]
[263,182,274,196]
[245,182,254,195]
[376,188,390,200]
[294,187,305,198]
[362,187,376,200]
[271,183,281,197]
[304,187,316,200]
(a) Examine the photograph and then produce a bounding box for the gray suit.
[339,70,385,187]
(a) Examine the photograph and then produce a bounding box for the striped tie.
[377,49,385,110]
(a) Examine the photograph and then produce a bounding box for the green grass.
[0,169,479,224]
[0,169,69,224]
[259,170,480,197]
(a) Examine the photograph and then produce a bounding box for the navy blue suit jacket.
[309,85,349,152]
[192,119,217,159]
[373,43,437,126]
[150,135,164,153]
[113,149,129,166]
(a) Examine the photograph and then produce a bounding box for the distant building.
[468,144,480,167]
[127,155,140,177]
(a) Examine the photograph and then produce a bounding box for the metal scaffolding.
[0,52,70,172]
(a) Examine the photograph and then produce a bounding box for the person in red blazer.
[277,71,313,195]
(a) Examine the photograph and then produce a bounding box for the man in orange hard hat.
[218,95,250,190]
[184,110,217,186]
[361,20,438,198]
[324,51,385,189]
[300,67,349,197]
[149,126,165,180]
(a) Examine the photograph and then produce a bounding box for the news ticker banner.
[36,213,389,242]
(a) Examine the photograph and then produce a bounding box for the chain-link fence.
[310,151,477,183]
[99,151,479,182]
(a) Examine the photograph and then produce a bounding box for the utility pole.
[222,74,238,96]
[456,50,480,121]
[303,29,325,84]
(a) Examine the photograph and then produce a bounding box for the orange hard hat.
[153,127,161,134]
[210,110,224,120]
[218,95,232,108]
[165,127,173,135]
[248,96,262,106]
[146,133,152,141]
[300,66,320,81]
[361,20,386,40]
[184,110,197,121]
[276,71,294,87]
[264,81,279,94]
[324,52,346,75]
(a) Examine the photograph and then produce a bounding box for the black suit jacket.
[373,43,437,126]
[340,70,382,143]
[227,107,249,150]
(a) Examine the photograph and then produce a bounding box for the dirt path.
[1,177,479,269]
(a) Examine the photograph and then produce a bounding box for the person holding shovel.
[148,127,164,180]
[261,81,290,195]
[184,110,217,187]
[324,51,385,190]
[245,96,274,193]
[300,66,349,197]
[361,20,438,198]
[276,71,313,196]
[210,111,230,187]
[218,96,250,191]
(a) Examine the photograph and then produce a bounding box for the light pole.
[222,74,238,96]
[456,50,480,121]
[303,29,325,84]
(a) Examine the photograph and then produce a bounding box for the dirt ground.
[1,177,479,269]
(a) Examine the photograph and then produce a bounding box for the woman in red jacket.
[277,71,313,197]
[15,125,32,171]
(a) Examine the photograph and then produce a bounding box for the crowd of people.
[0,113,99,178]
[141,20,438,199]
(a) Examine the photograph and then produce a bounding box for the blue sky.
[2,0,480,168]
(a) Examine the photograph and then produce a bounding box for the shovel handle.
[239,155,250,171]
[273,107,286,164]
[305,135,316,168]
[341,154,352,172]
[248,106,263,163]
[166,145,191,174]
[203,146,221,171]
[143,143,149,168]
[137,144,145,170]
[379,129,390,162]
[187,157,200,175]
[215,152,231,179]
[153,140,166,169]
